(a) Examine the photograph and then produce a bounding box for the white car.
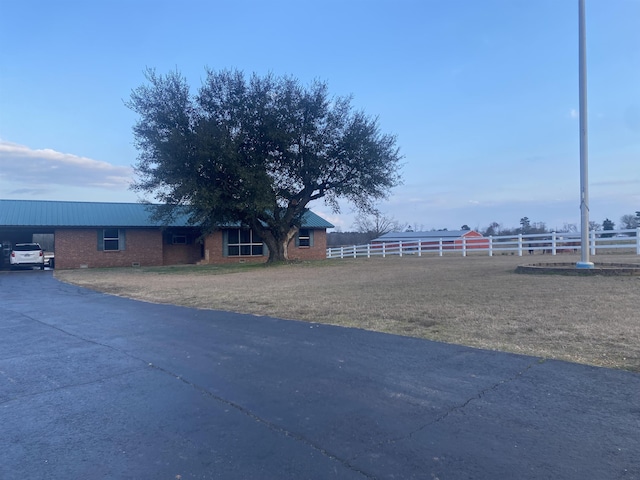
[10,243,45,270]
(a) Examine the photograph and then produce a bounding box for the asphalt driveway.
[1,270,638,479]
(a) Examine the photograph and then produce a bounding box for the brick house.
[0,199,333,269]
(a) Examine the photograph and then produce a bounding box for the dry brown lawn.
[55,253,640,372]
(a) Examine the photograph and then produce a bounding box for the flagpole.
[577,0,594,269]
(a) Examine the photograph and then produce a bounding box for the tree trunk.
[262,226,299,263]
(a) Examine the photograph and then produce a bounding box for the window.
[226,229,263,256]
[103,229,119,250]
[12,243,42,252]
[172,234,187,245]
[98,229,125,251]
[297,229,313,247]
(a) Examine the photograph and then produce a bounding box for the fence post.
[399,240,403,257]
[591,230,596,256]
[367,244,371,258]
[637,228,640,255]
[518,234,523,256]
[353,245,357,258]
[462,236,467,257]
[418,239,422,257]
[382,243,386,258]
[552,232,557,256]
[340,246,344,259]
[439,239,443,257]
[489,236,493,257]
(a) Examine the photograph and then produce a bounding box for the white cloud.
[569,109,579,119]
[0,140,133,193]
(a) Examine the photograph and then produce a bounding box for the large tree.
[127,69,402,262]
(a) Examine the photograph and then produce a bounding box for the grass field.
[55,253,640,372]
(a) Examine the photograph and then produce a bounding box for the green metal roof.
[299,210,334,229]
[0,200,175,227]
[0,199,333,229]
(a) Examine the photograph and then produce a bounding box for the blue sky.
[1,0,638,232]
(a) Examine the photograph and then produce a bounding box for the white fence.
[326,229,640,259]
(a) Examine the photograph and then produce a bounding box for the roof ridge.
[0,198,146,206]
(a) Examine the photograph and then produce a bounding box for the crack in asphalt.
[348,358,544,464]
[416,358,544,431]
[0,307,152,406]
[0,367,147,406]
[2,308,377,479]
[146,361,378,480]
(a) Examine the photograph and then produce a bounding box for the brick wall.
[287,229,327,261]
[54,227,328,269]
[55,229,164,269]
[202,231,267,265]
[162,242,203,265]
[202,229,328,264]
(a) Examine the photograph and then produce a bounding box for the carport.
[0,226,55,269]
[0,199,201,270]
[0,199,205,270]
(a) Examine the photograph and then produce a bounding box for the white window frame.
[226,229,264,257]
[297,228,313,248]
[101,228,125,251]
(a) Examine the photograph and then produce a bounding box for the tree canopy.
[620,213,640,229]
[127,68,402,262]
[354,210,403,242]
[602,218,615,238]
[519,217,531,234]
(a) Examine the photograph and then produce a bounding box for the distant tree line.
[327,210,639,247]
[480,212,639,238]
